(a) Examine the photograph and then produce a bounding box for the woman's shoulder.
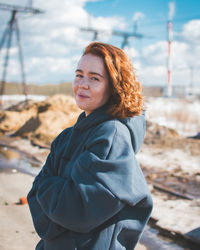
[102,118,130,134]
[89,118,130,143]
[84,119,131,159]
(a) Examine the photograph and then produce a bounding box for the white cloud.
[0,0,200,88]
[26,56,78,83]
[143,66,163,78]
[138,65,167,86]
[135,19,200,86]
[171,41,189,68]
[182,20,200,42]
[92,16,125,30]
[138,38,193,86]
[0,0,126,84]
[142,41,167,64]
[132,12,145,21]
[0,58,21,78]
[0,47,18,57]
[124,47,140,59]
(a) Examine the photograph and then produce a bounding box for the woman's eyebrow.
[89,72,104,78]
[75,69,104,78]
[75,69,83,73]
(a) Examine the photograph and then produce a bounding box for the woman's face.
[73,53,111,116]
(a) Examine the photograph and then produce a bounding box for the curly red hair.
[83,42,144,118]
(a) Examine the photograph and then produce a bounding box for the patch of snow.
[146,97,200,137]
[1,95,46,102]
[137,148,200,175]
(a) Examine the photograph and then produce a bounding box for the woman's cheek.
[72,82,78,95]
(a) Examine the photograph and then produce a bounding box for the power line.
[138,15,200,28]
[0,2,44,99]
[0,3,43,14]
[80,25,156,49]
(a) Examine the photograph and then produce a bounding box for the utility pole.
[80,20,144,50]
[80,27,99,41]
[0,3,43,100]
[166,2,175,97]
[112,29,143,49]
[189,66,194,93]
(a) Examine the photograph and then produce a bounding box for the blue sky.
[84,0,200,47]
[0,0,200,89]
[85,0,200,21]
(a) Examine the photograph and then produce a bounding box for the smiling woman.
[73,53,111,116]
[27,42,153,250]
[74,42,144,118]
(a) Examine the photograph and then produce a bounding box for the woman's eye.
[76,74,83,78]
[91,77,99,81]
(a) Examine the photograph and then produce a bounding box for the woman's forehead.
[77,54,106,74]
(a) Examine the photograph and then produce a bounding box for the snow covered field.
[0,95,46,110]
[1,94,46,102]
[146,97,200,137]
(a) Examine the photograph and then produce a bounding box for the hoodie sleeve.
[35,121,151,233]
[27,136,68,240]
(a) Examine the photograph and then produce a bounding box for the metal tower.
[112,29,143,49]
[166,2,175,97]
[0,2,43,98]
[80,27,100,41]
[80,25,144,49]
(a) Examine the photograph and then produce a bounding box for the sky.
[0,0,200,89]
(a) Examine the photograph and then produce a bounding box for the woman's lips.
[77,93,89,98]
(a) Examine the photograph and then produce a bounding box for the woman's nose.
[78,77,89,89]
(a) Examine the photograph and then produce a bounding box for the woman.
[27,42,153,250]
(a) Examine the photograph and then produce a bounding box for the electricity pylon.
[80,23,145,49]
[0,3,43,98]
[112,29,143,49]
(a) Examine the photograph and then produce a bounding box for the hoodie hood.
[119,112,146,154]
[75,105,146,154]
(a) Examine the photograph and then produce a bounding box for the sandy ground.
[0,171,146,250]
[0,172,39,250]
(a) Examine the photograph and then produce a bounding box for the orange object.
[19,197,28,205]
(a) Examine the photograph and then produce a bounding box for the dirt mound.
[0,108,37,134]
[144,120,200,156]
[144,120,179,144]
[0,95,81,146]
[6,99,36,112]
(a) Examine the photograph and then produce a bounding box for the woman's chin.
[76,102,89,112]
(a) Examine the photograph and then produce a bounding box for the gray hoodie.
[27,104,153,250]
